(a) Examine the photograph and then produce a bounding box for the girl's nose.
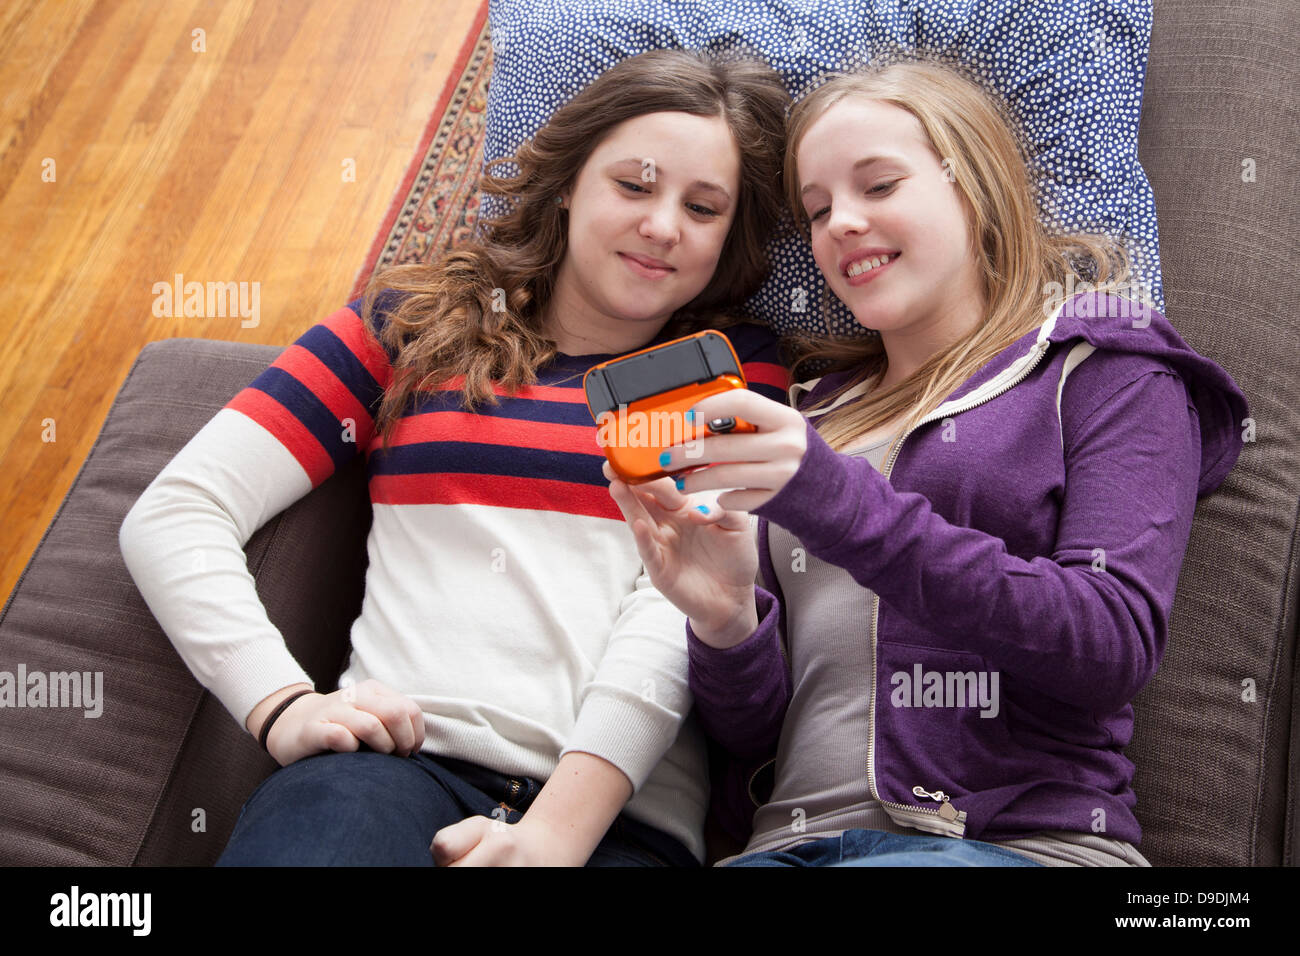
[827,200,867,240]
[639,201,680,245]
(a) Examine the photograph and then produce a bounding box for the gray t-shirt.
[729,435,1149,867]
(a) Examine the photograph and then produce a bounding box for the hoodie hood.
[1042,292,1246,498]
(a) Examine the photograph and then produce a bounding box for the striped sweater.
[119,294,789,862]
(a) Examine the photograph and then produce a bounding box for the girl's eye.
[619,181,720,218]
[806,182,897,225]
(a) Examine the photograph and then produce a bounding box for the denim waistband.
[434,754,543,812]
[428,753,698,867]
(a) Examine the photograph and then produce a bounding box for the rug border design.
[349,0,491,302]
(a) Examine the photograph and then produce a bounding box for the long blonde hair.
[784,54,1137,457]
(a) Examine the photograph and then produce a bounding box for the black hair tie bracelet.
[258,690,314,752]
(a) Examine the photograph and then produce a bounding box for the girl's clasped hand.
[262,680,425,766]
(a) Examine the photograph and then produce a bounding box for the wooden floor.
[0,0,485,601]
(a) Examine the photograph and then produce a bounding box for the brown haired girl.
[120,48,792,867]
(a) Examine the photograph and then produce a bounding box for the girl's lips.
[845,252,899,287]
[619,253,674,279]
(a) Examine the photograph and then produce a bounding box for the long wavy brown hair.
[358,48,791,451]
[783,53,1142,457]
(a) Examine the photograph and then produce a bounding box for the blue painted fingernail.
[659,451,671,466]
[696,505,709,514]
[675,477,685,490]
[685,409,695,423]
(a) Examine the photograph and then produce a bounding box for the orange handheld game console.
[583,330,757,484]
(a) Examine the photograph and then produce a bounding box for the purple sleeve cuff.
[687,587,791,760]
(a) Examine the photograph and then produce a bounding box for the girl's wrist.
[690,595,759,649]
[520,751,633,865]
[246,682,314,738]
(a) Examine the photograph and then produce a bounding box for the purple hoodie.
[687,292,1249,847]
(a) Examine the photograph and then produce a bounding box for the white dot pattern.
[483,0,1162,338]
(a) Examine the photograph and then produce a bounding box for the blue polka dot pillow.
[483,0,1161,338]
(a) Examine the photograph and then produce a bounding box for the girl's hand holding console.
[603,389,807,649]
[661,388,809,513]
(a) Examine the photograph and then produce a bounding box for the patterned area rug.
[350,0,492,299]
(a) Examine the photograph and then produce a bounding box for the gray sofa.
[1,0,1296,865]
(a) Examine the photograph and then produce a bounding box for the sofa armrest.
[0,338,370,865]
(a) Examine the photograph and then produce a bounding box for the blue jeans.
[215,749,698,867]
[724,830,1043,867]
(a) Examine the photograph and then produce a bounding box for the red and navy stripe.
[226,302,791,519]
[225,305,390,486]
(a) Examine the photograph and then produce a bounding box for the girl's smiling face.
[550,110,741,353]
[796,96,986,342]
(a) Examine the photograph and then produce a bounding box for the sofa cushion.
[0,340,369,865]
[1122,0,1299,867]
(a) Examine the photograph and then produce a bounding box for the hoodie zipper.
[864,312,1061,833]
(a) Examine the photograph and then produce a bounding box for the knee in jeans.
[252,750,411,806]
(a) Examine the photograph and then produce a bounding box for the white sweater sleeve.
[119,408,322,729]
[560,564,693,792]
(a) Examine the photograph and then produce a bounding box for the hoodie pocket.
[873,640,1025,809]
